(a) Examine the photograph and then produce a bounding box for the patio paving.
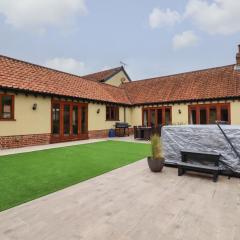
[0,160,239,240]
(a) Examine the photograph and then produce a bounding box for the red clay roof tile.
[122,65,240,104]
[1,55,240,106]
[0,55,131,105]
[82,67,122,82]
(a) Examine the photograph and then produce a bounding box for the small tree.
[151,134,163,160]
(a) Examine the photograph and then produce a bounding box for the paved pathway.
[0,160,239,240]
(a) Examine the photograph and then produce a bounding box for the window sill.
[106,119,120,122]
[0,118,16,121]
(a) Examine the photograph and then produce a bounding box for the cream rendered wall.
[105,70,130,87]
[131,107,142,126]
[0,93,51,136]
[230,102,240,125]
[88,103,132,131]
[172,104,188,125]
[131,104,189,126]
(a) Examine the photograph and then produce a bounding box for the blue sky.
[0,0,240,80]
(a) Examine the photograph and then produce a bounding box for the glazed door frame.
[142,106,172,127]
[51,100,88,143]
[188,103,231,124]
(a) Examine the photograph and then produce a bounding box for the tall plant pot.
[147,157,164,172]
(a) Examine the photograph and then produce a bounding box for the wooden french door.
[142,107,172,127]
[51,100,88,143]
[188,103,230,124]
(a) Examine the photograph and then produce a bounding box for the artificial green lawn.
[0,141,150,211]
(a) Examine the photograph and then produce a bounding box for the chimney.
[237,45,240,64]
[235,45,240,70]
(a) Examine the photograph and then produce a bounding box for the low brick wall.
[0,128,134,149]
[0,133,51,150]
[88,129,109,139]
[88,128,133,139]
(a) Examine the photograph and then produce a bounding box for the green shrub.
[150,134,163,160]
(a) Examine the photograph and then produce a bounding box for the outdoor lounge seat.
[178,150,221,182]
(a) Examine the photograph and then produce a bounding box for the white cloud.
[172,31,199,49]
[0,0,87,32]
[149,8,181,29]
[185,0,240,35]
[45,58,86,75]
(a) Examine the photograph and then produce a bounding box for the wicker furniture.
[134,125,162,140]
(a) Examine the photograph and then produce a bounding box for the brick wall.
[88,129,109,139]
[0,133,51,149]
[0,128,134,149]
[88,128,133,139]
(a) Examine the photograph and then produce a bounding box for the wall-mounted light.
[32,103,37,110]
[178,109,182,114]
[97,108,100,114]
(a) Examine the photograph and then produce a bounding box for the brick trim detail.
[0,133,51,150]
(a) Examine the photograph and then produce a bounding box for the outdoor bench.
[178,150,221,182]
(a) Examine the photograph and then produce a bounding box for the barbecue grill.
[114,122,131,137]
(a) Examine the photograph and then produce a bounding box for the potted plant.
[147,134,164,172]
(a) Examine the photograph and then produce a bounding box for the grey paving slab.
[0,160,239,240]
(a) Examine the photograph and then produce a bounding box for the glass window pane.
[209,108,217,124]
[106,107,110,120]
[165,109,171,125]
[81,107,87,134]
[111,107,115,120]
[115,107,119,120]
[200,109,207,124]
[52,103,60,135]
[190,109,197,124]
[157,109,163,125]
[72,106,78,135]
[221,108,229,123]
[143,110,148,126]
[1,96,12,119]
[64,105,70,135]
[150,110,156,127]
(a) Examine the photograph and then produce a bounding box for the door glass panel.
[72,106,78,135]
[200,109,207,124]
[81,107,87,134]
[52,103,60,135]
[143,110,148,126]
[150,110,156,127]
[221,108,229,123]
[165,109,171,125]
[64,105,70,135]
[157,109,162,126]
[190,109,197,124]
[209,108,217,124]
